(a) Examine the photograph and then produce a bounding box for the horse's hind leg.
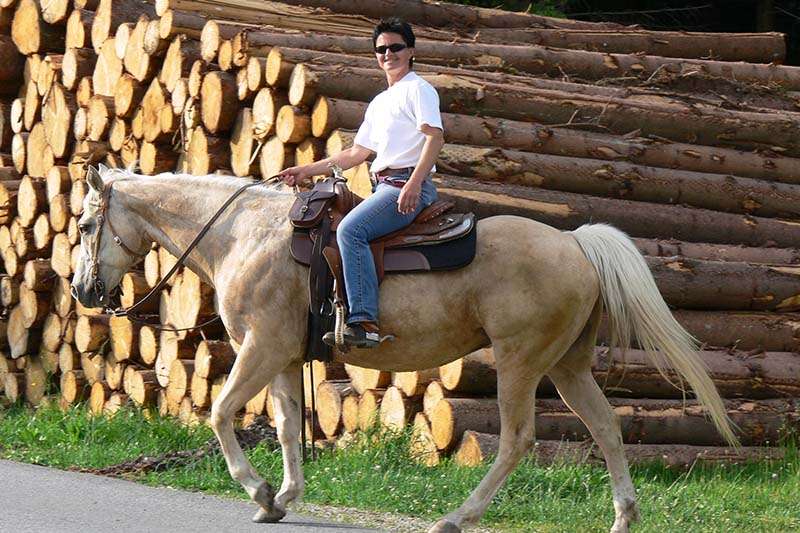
[208,331,290,523]
[270,362,305,512]
[547,312,639,533]
[430,341,554,533]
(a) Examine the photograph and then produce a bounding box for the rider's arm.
[277,144,372,186]
[408,124,444,186]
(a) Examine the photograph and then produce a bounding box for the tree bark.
[600,310,800,353]
[158,9,208,45]
[435,397,799,448]
[434,174,800,249]
[298,65,800,155]
[633,238,800,265]
[477,24,785,58]
[646,257,800,311]
[435,143,800,218]
[454,431,784,468]
[279,0,619,30]
[590,346,800,399]
[199,19,248,63]
[314,96,800,185]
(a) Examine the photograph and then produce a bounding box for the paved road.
[0,460,379,533]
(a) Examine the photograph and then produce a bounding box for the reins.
[102,177,274,325]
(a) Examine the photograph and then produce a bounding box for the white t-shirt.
[353,71,443,174]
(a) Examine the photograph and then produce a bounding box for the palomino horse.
[71,166,737,533]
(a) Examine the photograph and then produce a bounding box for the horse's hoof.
[252,481,276,509]
[428,519,461,533]
[252,506,286,523]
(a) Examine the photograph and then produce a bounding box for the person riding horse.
[278,18,445,349]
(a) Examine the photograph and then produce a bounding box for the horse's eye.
[79,223,89,234]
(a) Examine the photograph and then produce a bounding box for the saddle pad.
[290,224,477,273]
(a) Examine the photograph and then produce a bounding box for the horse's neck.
[112,175,283,283]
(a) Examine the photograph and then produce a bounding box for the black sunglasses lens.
[375,44,407,54]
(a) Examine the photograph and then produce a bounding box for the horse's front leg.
[208,330,292,523]
[270,362,305,512]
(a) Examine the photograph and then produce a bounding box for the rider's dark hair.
[373,17,415,68]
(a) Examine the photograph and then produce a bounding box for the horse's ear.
[97,162,109,174]
[86,166,104,192]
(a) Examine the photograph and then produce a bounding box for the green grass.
[1,403,798,532]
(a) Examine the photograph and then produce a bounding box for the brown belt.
[373,167,414,180]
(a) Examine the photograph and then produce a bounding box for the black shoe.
[322,323,381,349]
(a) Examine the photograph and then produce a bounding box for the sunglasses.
[374,43,408,54]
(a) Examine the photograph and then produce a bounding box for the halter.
[88,182,147,306]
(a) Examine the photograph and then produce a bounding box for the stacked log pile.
[0,0,797,466]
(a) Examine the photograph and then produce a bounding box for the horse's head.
[71,164,150,309]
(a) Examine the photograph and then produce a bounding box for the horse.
[71,165,737,533]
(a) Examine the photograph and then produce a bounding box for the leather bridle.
[87,182,147,307]
[87,177,267,326]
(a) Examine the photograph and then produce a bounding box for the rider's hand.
[277,166,311,187]
[397,180,422,215]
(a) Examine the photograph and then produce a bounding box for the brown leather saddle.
[288,176,476,362]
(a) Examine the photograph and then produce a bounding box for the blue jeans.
[337,175,438,324]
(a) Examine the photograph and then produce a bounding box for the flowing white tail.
[571,223,739,447]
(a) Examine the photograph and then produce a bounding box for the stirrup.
[322,323,394,350]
